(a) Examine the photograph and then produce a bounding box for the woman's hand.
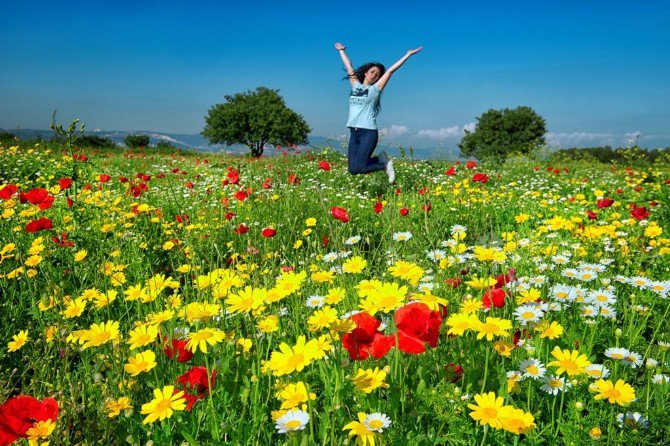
[335,42,347,51]
[406,46,423,56]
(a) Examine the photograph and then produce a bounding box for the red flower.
[176,366,217,411]
[288,174,300,185]
[319,161,331,171]
[225,212,236,220]
[422,203,432,213]
[596,198,614,208]
[630,206,649,220]
[394,303,442,354]
[482,288,507,309]
[472,173,489,183]
[164,338,194,363]
[331,206,350,223]
[234,224,250,235]
[66,197,74,208]
[185,181,195,189]
[399,207,409,216]
[234,190,248,201]
[99,174,112,183]
[322,235,329,247]
[262,178,272,189]
[20,188,48,205]
[59,178,72,190]
[445,363,464,383]
[373,202,383,214]
[261,227,276,237]
[493,268,516,289]
[465,161,477,169]
[444,166,456,176]
[51,233,75,248]
[587,210,598,220]
[341,312,394,360]
[444,277,462,288]
[25,217,53,233]
[0,184,18,200]
[227,169,240,184]
[0,395,58,445]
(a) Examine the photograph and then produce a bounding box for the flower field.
[1,140,669,445]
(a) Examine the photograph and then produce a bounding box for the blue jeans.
[347,128,385,175]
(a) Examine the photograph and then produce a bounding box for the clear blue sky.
[2,0,669,149]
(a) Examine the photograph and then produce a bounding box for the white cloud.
[545,132,617,147]
[380,125,409,139]
[416,123,476,141]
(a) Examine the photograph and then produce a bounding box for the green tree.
[202,87,311,157]
[459,106,546,163]
[77,135,117,149]
[124,134,150,149]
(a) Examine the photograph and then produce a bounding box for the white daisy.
[550,284,577,302]
[275,410,310,434]
[588,289,616,307]
[652,374,669,385]
[345,235,361,245]
[305,295,325,308]
[392,231,413,242]
[561,268,578,279]
[604,347,630,361]
[363,413,391,433]
[322,252,339,263]
[621,351,643,368]
[514,305,544,326]
[617,412,648,430]
[540,375,571,395]
[585,364,610,379]
[427,249,447,261]
[519,358,546,380]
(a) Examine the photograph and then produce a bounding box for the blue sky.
[2,0,669,149]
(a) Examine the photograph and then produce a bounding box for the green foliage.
[76,134,118,149]
[0,130,17,144]
[459,106,546,164]
[549,146,670,165]
[124,134,150,149]
[154,140,177,151]
[202,86,311,157]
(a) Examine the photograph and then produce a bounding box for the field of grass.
[1,139,669,445]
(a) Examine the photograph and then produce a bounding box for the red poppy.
[185,181,195,189]
[261,227,276,237]
[164,338,194,363]
[118,177,129,183]
[373,202,383,214]
[66,197,74,208]
[482,288,507,309]
[225,212,236,220]
[587,210,598,220]
[399,207,409,216]
[322,235,329,247]
[331,206,350,223]
[25,217,53,233]
[465,161,477,169]
[234,190,248,202]
[341,312,394,360]
[394,302,442,354]
[0,395,58,445]
[19,188,48,205]
[262,178,272,189]
[472,173,489,183]
[234,224,250,235]
[493,268,516,289]
[51,233,75,248]
[422,203,432,213]
[176,366,217,411]
[445,363,464,383]
[227,169,240,184]
[513,328,533,346]
[99,174,112,183]
[444,166,456,176]
[288,174,300,185]
[73,153,88,161]
[319,161,331,171]
[58,178,72,190]
[0,184,17,200]
[596,198,614,208]
[630,206,649,220]
[444,277,462,288]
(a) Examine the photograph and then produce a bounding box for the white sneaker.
[386,157,395,183]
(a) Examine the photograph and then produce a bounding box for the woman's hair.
[344,62,386,84]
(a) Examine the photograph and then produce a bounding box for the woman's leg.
[349,129,385,174]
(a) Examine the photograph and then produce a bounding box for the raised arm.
[376,47,422,92]
[335,42,358,87]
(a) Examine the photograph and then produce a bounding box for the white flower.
[540,375,571,395]
[392,231,413,242]
[275,410,310,434]
[322,252,339,263]
[585,364,610,379]
[345,235,361,245]
[363,413,391,432]
[652,374,669,385]
[305,295,325,308]
[604,347,630,361]
[514,305,544,326]
[622,351,643,368]
[587,289,616,307]
[617,412,648,430]
[550,284,577,302]
[519,358,546,380]
[427,249,446,261]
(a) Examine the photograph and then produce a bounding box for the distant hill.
[2,129,461,160]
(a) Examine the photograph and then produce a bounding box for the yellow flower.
[343,413,376,445]
[176,264,191,273]
[226,286,266,314]
[307,306,338,331]
[8,330,28,352]
[342,256,368,274]
[140,385,186,424]
[547,346,591,376]
[352,367,389,393]
[388,260,424,285]
[25,255,43,267]
[363,282,408,314]
[517,288,541,304]
[268,335,318,376]
[324,287,346,305]
[179,301,221,323]
[536,321,564,339]
[26,419,55,440]
[467,391,513,429]
[473,246,507,263]
[311,270,336,283]
[127,324,159,350]
[474,317,513,341]
[445,313,479,336]
[257,315,280,333]
[186,328,226,353]
[124,350,157,376]
[106,396,132,417]
[277,381,316,409]
[464,276,497,289]
[275,270,307,297]
[593,379,636,406]
[493,340,515,357]
[501,408,536,434]
[123,284,149,302]
[460,298,483,314]
[410,292,448,311]
[74,250,87,262]
[305,217,316,227]
[78,320,120,350]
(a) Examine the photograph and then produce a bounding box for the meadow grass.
[1,141,669,445]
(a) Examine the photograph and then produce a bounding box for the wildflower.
[0,395,58,445]
[585,364,610,379]
[305,295,325,308]
[363,282,408,314]
[604,347,630,361]
[652,374,669,385]
[473,246,506,263]
[388,260,424,285]
[593,379,636,406]
[341,313,394,361]
[176,365,217,410]
[482,288,507,309]
[364,413,391,433]
[345,235,361,245]
[275,410,310,434]
[343,413,377,445]
[185,328,226,353]
[514,304,543,326]
[547,347,590,376]
[352,368,389,393]
[257,315,280,333]
[124,350,157,376]
[62,297,86,318]
[501,408,536,435]
[8,330,28,352]
[467,392,513,429]
[127,325,159,350]
[226,286,266,314]
[140,385,186,424]
[308,306,338,331]
[78,321,120,350]
[535,321,564,339]
[331,206,350,223]
[474,317,513,341]
[392,231,412,242]
[540,375,571,395]
[395,302,442,354]
[519,358,547,380]
[445,313,479,336]
[621,351,643,368]
[106,397,132,417]
[325,287,346,305]
[277,382,316,409]
[268,335,319,376]
[617,411,648,430]
[343,256,368,274]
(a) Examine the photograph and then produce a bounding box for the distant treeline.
[548,146,670,164]
[0,130,178,151]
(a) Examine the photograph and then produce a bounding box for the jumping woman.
[335,42,422,183]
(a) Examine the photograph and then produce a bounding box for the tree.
[124,134,150,149]
[76,135,117,149]
[459,106,546,163]
[202,87,311,157]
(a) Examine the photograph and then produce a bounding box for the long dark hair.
[343,62,386,84]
